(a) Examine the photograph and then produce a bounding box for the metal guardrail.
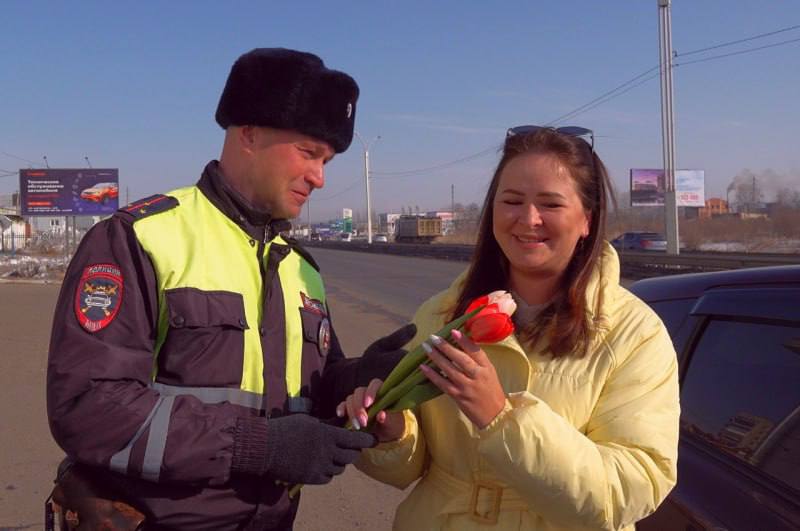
[303,240,800,278]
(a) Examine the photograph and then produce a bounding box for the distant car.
[309,232,321,242]
[610,231,667,251]
[80,182,119,204]
[374,235,388,243]
[340,232,352,242]
[633,266,800,530]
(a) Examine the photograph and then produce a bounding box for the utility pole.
[354,132,381,244]
[658,0,679,254]
[451,184,455,232]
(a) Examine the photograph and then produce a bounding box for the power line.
[545,66,660,126]
[550,71,663,126]
[552,24,800,125]
[311,178,363,201]
[1,151,36,166]
[371,145,500,178]
[676,23,800,58]
[675,35,800,67]
[369,22,800,179]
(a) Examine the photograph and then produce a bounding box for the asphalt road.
[0,248,632,529]
[0,249,466,530]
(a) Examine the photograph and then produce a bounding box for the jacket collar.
[197,160,292,241]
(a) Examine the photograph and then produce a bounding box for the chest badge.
[300,292,327,316]
[318,317,331,356]
[74,263,124,333]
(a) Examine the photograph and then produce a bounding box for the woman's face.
[492,152,590,284]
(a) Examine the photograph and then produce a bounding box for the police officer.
[47,48,415,530]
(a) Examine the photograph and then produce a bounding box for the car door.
[640,287,800,530]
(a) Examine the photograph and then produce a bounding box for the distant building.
[27,215,100,234]
[699,197,729,219]
[0,193,19,209]
[0,214,27,251]
[378,213,402,235]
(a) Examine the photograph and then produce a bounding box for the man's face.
[244,127,335,219]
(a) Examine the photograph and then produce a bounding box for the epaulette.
[115,194,179,222]
[284,235,321,272]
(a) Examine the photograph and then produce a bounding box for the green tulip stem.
[375,306,483,400]
[289,306,487,500]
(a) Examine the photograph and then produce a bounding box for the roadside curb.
[0,278,62,285]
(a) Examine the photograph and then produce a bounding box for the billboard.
[342,207,353,233]
[19,168,119,216]
[630,169,705,207]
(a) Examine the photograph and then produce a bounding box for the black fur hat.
[215,48,359,153]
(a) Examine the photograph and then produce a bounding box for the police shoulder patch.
[74,263,124,333]
[119,194,179,221]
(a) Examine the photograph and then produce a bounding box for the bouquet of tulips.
[357,290,517,425]
[288,291,516,498]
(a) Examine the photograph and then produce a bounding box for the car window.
[680,319,800,493]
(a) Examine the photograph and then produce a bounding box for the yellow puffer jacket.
[357,243,679,530]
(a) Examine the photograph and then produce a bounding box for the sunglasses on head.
[506,125,594,150]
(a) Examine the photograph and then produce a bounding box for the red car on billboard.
[80,182,119,204]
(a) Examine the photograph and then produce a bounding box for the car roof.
[631,265,800,301]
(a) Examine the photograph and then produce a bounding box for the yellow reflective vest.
[131,184,329,413]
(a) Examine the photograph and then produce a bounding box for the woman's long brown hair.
[449,128,614,357]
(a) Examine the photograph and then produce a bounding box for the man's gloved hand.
[356,323,417,387]
[263,414,376,485]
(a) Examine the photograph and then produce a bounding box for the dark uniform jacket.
[47,161,362,530]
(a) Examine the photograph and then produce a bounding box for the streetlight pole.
[354,132,380,244]
[658,0,679,255]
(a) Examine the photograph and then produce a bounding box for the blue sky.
[2,1,799,222]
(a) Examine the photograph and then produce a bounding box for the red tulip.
[464,291,516,343]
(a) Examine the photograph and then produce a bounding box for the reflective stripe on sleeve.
[151,382,263,409]
[109,396,165,475]
[140,395,175,482]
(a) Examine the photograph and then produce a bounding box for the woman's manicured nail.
[364,396,374,408]
[360,414,368,428]
[451,329,462,340]
[429,334,443,345]
[336,404,344,417]
[352,416,361,430]
[421,342,433,354]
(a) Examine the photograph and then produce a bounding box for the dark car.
[611,231,668,252]
[633,266,800,530]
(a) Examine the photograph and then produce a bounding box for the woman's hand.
[336,378,405,443]
[420,329,506,429]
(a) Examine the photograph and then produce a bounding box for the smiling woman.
[347,126,680,531]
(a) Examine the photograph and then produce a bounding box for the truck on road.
[395,215,443,244]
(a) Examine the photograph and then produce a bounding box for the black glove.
[262,414,376,485]
[355,323,417,387]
